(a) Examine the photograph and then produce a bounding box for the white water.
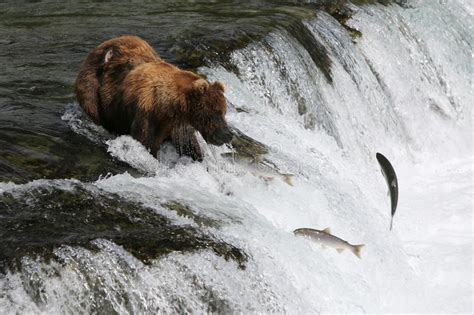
[1,1,472,313]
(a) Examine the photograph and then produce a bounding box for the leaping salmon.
[376,152,399,230]
[293,228,364,259]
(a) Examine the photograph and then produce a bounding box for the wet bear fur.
[75,36,232,161]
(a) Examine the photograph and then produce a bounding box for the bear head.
[188,79,233,146]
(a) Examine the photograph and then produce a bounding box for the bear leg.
[131,113,158,156]
[75,69,101,124]
[171,124,203,162]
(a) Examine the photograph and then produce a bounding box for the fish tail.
[282,174,294,186]
[353,244,364,259]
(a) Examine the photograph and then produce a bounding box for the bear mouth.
[208,130,233,146]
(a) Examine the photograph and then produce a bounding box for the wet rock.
[235,107,250,114]
[322,0,400,40]
[286,18,333,83]
[324,1,362,40]
[0,185,248,273]
[162,201,221,228]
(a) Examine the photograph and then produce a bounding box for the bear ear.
[212,81,225,93]
[191,79,209,95]
[104,48,114,64]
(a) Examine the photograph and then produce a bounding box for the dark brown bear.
[75,36,233,161]
[76,36,161,124]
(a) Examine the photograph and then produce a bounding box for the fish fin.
[353,244,364,259]
[390,217,393,231]
[387,189,390,196]
[221,152,235,158]
[336,248,344,253]
[282,174,294,186]
[260,175,274,182]
[322,227,331,234]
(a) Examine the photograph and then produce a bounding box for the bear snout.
[209,126,233,146]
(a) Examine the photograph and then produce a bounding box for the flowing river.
[0,0,472,313]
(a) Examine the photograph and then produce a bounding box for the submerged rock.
[285,18,333,83]
[322,0,402,40]
[161,201,221,228]
[324,1,362,40]
[0,184,247,273]
[0,127,136,184]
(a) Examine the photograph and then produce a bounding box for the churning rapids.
[0,1,472,313]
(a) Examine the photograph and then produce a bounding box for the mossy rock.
[162,201,221,228]
[321,0,402,40]
[324,1,362,40]
[0,185,248,273]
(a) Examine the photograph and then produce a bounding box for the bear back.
[75,36,161,124]
[119,62,201,116]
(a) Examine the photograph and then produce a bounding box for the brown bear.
[75,36,161,124]
[75,36,233,161]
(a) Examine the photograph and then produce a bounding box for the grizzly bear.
[75,36,233,161]
[75,36,161,124]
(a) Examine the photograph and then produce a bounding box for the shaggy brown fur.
[75,36,232,161]
[75,36,161,124]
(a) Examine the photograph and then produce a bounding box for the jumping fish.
[221,152,294,186]
[293,228,364,259]
[376,152,399,230]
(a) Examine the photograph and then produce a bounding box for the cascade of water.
[1,1,471,313]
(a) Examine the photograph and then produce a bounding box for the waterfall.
[1,1,472,313]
